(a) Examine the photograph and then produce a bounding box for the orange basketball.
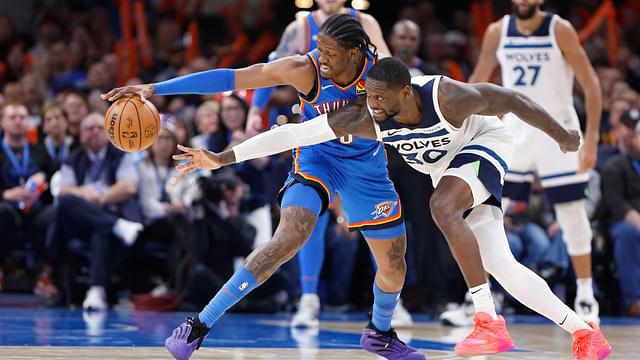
[104,95,160,152]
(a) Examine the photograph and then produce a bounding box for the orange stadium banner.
[578,0,618,65]
[116,0,138,84]
[134,1,153,70]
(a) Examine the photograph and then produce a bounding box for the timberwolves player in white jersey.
[469,0,603,324]
[176,58,612,359]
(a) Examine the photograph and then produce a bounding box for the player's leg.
[430,173,514,356]
[431,128,519,355]
[554,199,598,321]
[536,126,598,323]
[337,145,424,360]
[291,211,330,328]
[359,230,423,360]
[469,204,612,359]
[164,182,323,360]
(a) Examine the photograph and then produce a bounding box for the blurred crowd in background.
[0,0,639,318]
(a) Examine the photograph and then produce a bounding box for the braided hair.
[319,13,377,58]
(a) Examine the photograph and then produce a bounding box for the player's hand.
[559,129,581,153]
[172,144,222,174]
[577,134,598,173]
[101,84,155,102]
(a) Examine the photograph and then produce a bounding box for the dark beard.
[512,3,538,20]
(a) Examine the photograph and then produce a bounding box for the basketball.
[104,95,160,152]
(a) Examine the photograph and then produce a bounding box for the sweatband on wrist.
[154,68,236,95]
[233,114,336,162]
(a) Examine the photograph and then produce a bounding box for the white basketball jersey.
[375,76,505,175]
[496,14,575,116]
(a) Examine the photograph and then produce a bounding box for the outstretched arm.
[437,77,580,152]
[172,99,375,174]
[101,55,316,101]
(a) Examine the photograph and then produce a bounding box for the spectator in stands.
[50,41,86,94]
[41,101,73,171]
[187,173,256,307]
[389,19,441,77]
[61,91,89,142]
[601,107,640,316]
[133,119,192,294]
[0,102,54,292]
[190,101,223,151]
[47,112,143,311]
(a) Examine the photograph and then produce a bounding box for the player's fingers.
[176,144,195,153]
[107,89,127,102]
[172,153,191,160]
[175,162,193,172]
[101,88,119,100]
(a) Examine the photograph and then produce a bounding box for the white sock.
[469,283,497,320]
[559,310,592,334]
[113,218,143,246]
[576,277,594,300]
[87,285,106,298]
[467,205,591,334]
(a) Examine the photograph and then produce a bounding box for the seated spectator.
[133,119,193,293]
[0,102,54,293]
[504,201,552,270]
[389,19,442,77]
[41,101,74,171]
[47,112,143,311]
[601,107,640,316]
[186,173,256,307]
[61,90,89,143]
[190,100,222,151]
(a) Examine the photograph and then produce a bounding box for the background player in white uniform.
[174,58,612,359]
[469,0,603,323]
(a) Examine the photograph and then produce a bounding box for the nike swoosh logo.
[470,288,482,294]
[385,130,402,136]
[558,314,568,325]
[322,84,334,90]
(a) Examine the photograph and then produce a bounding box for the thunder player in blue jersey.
[189,58,612,359]
[245,0,410,330]
[103,15,422,360]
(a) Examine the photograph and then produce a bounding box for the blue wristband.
[154,68,236,95]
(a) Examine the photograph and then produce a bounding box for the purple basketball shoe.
[165,317,210,360]
[360,322,425,359]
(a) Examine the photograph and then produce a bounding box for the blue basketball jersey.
[304,8,359,52]
[299,49,377,157]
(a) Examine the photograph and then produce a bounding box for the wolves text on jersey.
[504,51,550,63]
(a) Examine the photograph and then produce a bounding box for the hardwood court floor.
[0,308,637,359]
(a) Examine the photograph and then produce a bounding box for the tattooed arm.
[275,19,305,58]
[172,99,376,174]
[437,77,580,152]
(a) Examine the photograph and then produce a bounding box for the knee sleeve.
[465,204,515,275]
[554,200,592,256]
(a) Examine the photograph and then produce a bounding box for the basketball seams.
[105,95,159,152]
[132,98,143,151]
[142,100,160,151]
[117,98,131,151]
